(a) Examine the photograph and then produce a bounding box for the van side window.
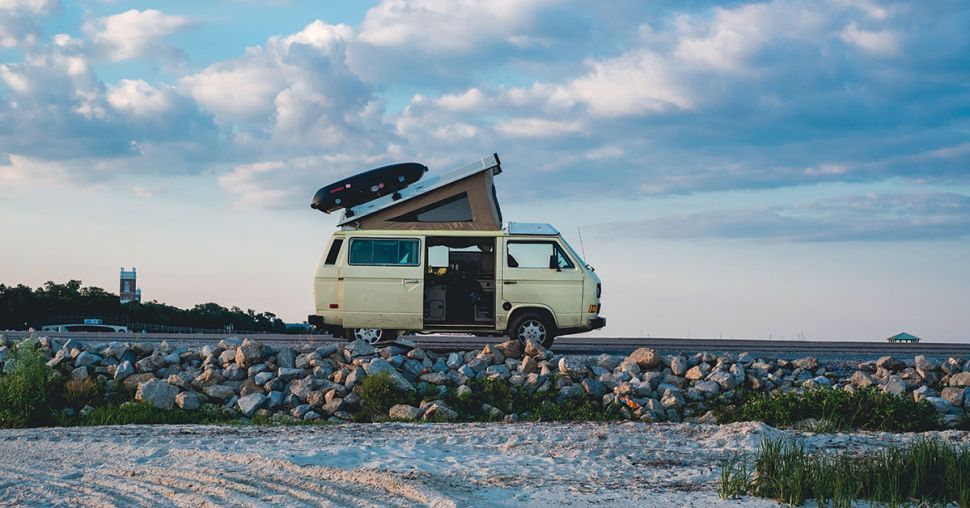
[324,239,343,265]
[349,238,420,266]
[507,241,575,269]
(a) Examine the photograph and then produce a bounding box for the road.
[3,330,969,358]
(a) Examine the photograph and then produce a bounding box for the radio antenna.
[577,227,588,262]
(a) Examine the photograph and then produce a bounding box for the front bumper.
[589,316,606,330]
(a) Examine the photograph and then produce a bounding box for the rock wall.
[2,335,969,425]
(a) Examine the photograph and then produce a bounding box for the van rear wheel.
[508,312,556,349]
[348,328,398,345]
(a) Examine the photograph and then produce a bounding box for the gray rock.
[277,348,296,369]
[912,385,938,401]
[223,364,246,381]
[364,358,415,391]
[203,384,235,401]
[684,365,707,381]
[494,340,522,359]
[420,372,450,384]
[523,339,548,359]
[266,390,284,409]
[303,410,321,421]
[135,379,179,410]
[114,360,134,381]
[423,403,458,421]
[291,404,311,419]
[628,348,661,369]
[882,377,907,396]
[925,396,957,414]
[277,367,305,381]
[876,356,903,371]
[46,349,67,368]
[70,366,90,380]
[558,384,584,399]
[237,392,267,417]
[254,371,274,385]
[949,372,970,387]
[446,352,463,369]
[670,356,687,376]
[694,380,720,397]
[346,340,375,358]
[218,349,236,365]
[940,387,964,407]
[289,376,316,401]
[389,404,424,420]
[485,365,511,380]
[136,352,166,373]
[176,391,204,410]
[914,355,939,372]
[73,351,101,368]
[322,397,344,415]
[792,357,818,371]
[456,384,472,398]
[708,371,737,390]
[219,337,243,350]
[558,357,587,380]
[582,378,607,398]
[848,371,874,388]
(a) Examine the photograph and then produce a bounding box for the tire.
[508,311,556,349]
[346,328,399,345]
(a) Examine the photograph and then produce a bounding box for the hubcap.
[354,328,383,344]
[518,320,546,342]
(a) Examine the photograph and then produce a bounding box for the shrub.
[724,435,970,507]
[713,387,942,432]
[358,372,415,420]
[0,345,60,428]
[61,378,102,409]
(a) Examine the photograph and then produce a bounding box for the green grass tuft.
[0,344,60,428]
[80,402,236,426]
[724,435,970,507]
[713,387,943,432]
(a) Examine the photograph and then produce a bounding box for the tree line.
[0,280,289,333]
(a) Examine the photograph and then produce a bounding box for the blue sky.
[1,0,968,340]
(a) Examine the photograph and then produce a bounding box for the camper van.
[307,154,605,347]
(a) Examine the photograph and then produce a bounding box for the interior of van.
[424,237,496,328]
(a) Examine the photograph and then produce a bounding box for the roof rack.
[338,153,502,227]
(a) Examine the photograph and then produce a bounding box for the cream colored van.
[307,154,605,347]
[309,224,604,347]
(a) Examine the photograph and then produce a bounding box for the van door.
[499,237,584,329]
[340,236,424,330]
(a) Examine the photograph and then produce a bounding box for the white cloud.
[107,79,177,119]
[358,0,564,53]
[566,50,693,117]
[0,154,68,185]
[840,22,898,56]
[0,0,55,13]
[498,117,583,138]
[84,9,191,61]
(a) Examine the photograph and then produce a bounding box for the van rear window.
[324,239,343,265]
[349,238,420,266]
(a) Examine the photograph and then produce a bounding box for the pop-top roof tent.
[312,154,504,231]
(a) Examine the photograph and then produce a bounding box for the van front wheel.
[508,312,556,349]
[348,328,398,345]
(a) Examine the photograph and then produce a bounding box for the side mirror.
[549,255,561,271]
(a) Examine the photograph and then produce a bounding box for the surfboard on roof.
[310,153,504,232]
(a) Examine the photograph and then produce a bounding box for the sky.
[0,0,968,341]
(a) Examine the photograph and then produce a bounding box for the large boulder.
[494,340,522,359]
[914,355,939,372]
[346,340,375,358]
[628,348,661,369]
[237,392,267,417]
[792,357,818,372]
[135,379,179,410]
[388,404,423,420]
[235,339,263,367]
[176,391,205,410]
[949,372,970,387]
[113,360,135,381]
[364,358,415,391]
[276,348,296,369]
[73,351,101,368]
[940,387,965,407]
[558,357,587,380]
